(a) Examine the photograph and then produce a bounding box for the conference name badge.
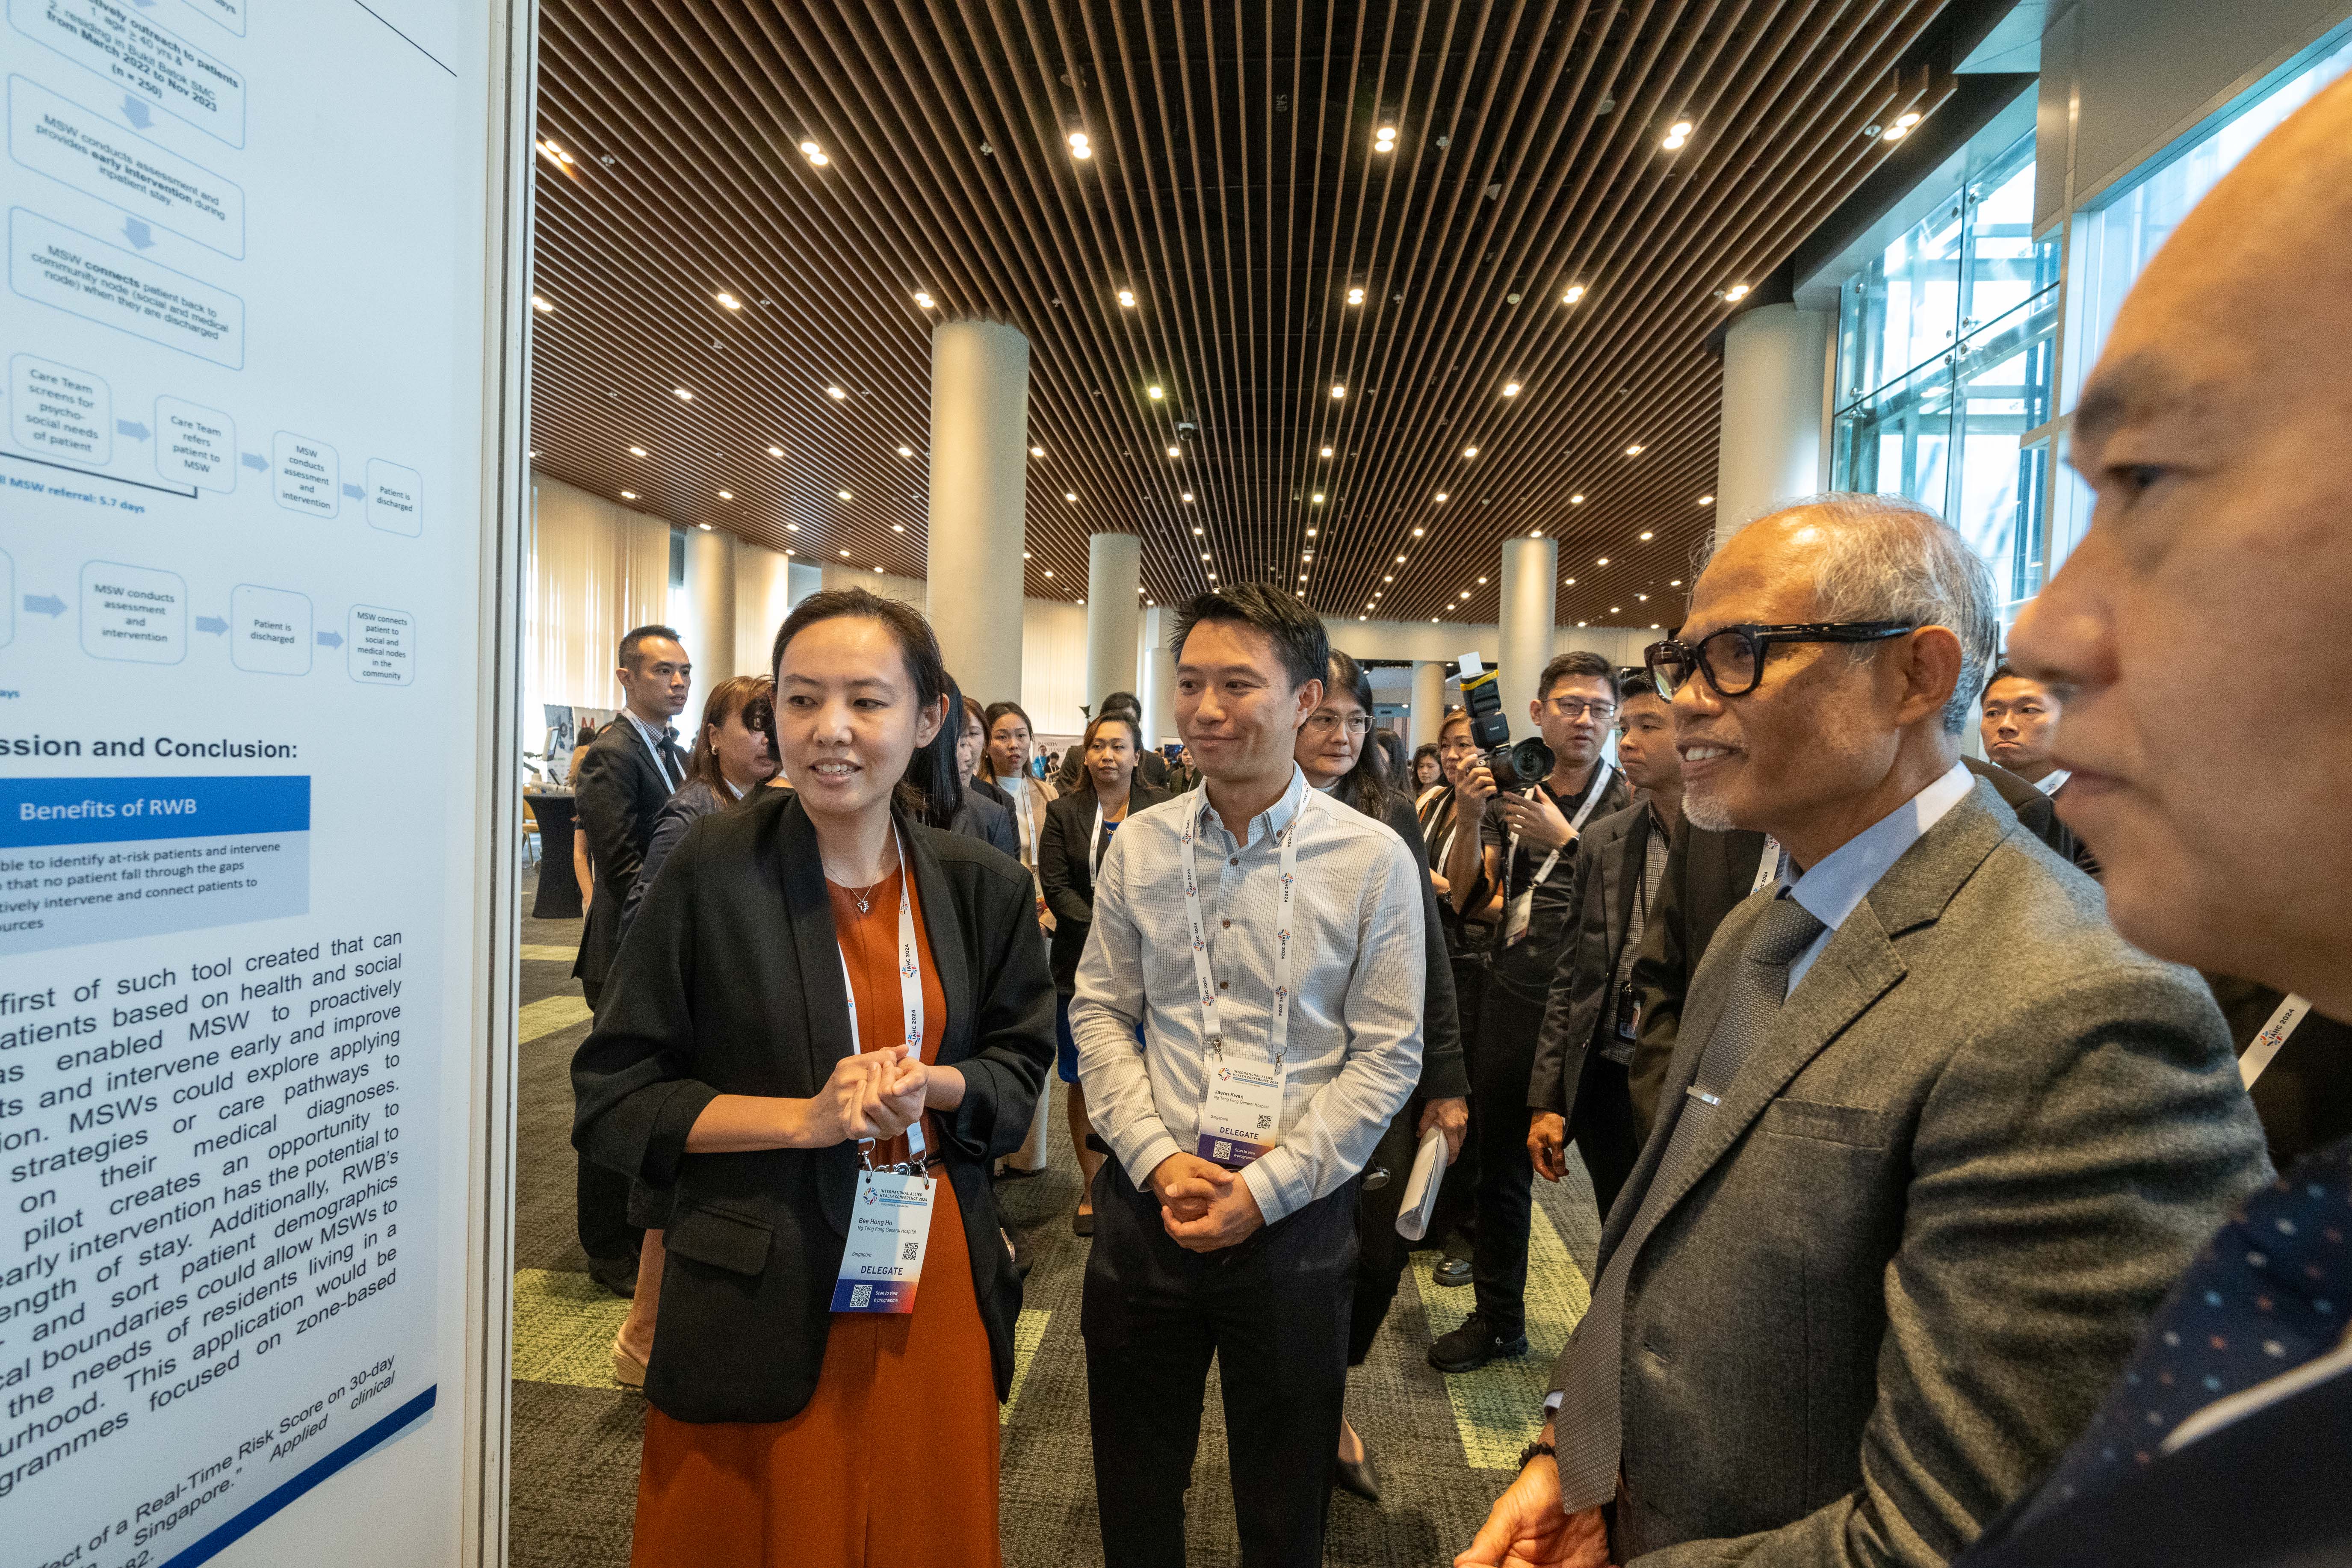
[830,1169,937,1314]
[1197,1059,1281,1169]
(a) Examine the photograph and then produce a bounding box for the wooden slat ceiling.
[528,0,1956,631]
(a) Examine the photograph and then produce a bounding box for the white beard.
[1683,782,1736,832]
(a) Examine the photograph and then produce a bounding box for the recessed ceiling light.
[1200,552,1211,561]
[1311,493,1324,504]
[629,445,647,456]
[1561,284,1585,304]
[1043,569,1054,578]
[1564,577,1575,585]
[1570,493,1585,504]
[785,548,794,556]
[827,386,846,400]
[531,294,554,312]
[1167,445,1180,458]
[1346,286,1365,305]
[1478,576,1488,584]
[1022,551,1031,559]
[1395,555,1407,564]
[1207,570,1216,579]
[1306,527,1317,537]
[1625,444,1644,456]
[892,523,905,532]
[1434,493,1448,503]
[716,291,742,310]
[1068,130,1092,159]
[718,490,733,499]
[912,289,935,309]
[698,522,712,531]
[620,490,636,499]
[768,445,784,457]
[1330,384,1346,399]
[673,387,693,400]
[1182,492,1195,503]
[1669,578,1682,586]
[1610,606,1621,613]
[534,140,571,165]
[1412,526,1425,537]
[1147,384,1165,400]
[839,549,850,557]
[898,445,913,457]
[1724,284,1750,302]
[1597,557,1610,566]
[1320,446,1334,458]
[1383,575,1393,582]
[1532,529,1544,537]
[1065,491,1078,502]
[1698,494,1714,505]
[1578,620,1587,628]
[1502,381,1522,396]
[1895,111,1923,130]
[1303,552,1314,560]
[1637,593,1648,601]
[1430,617,1439,623]
[837,489,852,500]
[1117,287,1137,308]
[1463,446,1478,458]
[787,522,799,531]
[1640,530,1654,540]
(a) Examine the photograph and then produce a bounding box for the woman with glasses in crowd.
[1293,649,1469,1500]
[1035,710,1170,1235]
[573,588,1053,1568]
[975,700,1058,1175]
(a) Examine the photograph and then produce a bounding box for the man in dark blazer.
[1953,78,2352,1568]
[1622,752,2083,1137]
[569,623,691,1292]
[1459,498,2266,1568]
[1527,683,1683,1225]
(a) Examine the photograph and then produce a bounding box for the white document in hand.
[1394,1124,1451,1240]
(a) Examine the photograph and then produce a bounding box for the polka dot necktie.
[2020,1136,2351,1521]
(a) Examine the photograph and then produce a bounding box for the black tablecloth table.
[526,793,582,919]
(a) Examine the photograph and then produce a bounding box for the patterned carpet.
[505,868,1604,1566]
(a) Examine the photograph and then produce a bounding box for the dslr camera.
[1454,652,1554,788]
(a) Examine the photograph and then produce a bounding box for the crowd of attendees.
[548,77,2351,1568]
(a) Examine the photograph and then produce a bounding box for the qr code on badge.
[850,1284,873,1308]
[1213,1140,1232,1161]
[901,1241,919,1261]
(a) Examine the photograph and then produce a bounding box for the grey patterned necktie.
[1552,892,1827,1512]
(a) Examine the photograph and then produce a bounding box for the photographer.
[1433,652,1629,1374]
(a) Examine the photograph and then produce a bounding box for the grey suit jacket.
[1551,779,2269,1568]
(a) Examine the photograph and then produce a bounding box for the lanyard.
[1007,777,1038,866]
[629,714,679,795]
[2033,769,2071,797]
[1751,834,1785,896]
[1179,786,1301,1070]
[1090,798,1129,876]
[1505,763,1613,896]
[836,827,926,1168]
[2238,993,2313,1090]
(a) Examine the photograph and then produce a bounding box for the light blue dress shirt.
[1774,761,1974,992]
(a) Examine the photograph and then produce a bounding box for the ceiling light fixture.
[698,522,712,532]
[1502,381,1522,397]
[911,289,934,309]
[1699,494,1715,505]
[1373,125,1397,152]
[1670,578,1682,586]
[1411,526,1425,537]
[530,294,554,312]
[535,139,573,166]
[1597,557,1610,566]
[837,489,852,500]
[827,386,846,400]
[1569,493,1585,504]
[1561,284,1586,304]
[787,522,799,531]
[716,291,742,310]
[1319,446,1334,458]
[1640,530,1654,540]
[1116,287,1136,308]
[673,387,693,401]
[718,490,733,500]
[1306,527,1317,537]
[1724,283,1750,302]
[1434,492,1448,503]
[897,445,913,457]
[1030,445,1047,458]
[1346,286,1365,305]
[892,523,905,532]
[1182,493,1195,503]
[1663,119,1694,151]
[1147,384,1165,400]
[1624,444,1644,456]
[1067,130,1092,159]
[1167,445,1180,458]
[629,445,647,456]
[1463,446,1478,458]
[1064,491,1078,502]
[1311,493,1324,504]
[1043,570,1054,578]
[620,490,636,499]
[1330,383,1346,399]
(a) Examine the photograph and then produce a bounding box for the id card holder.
[1613,986,1642,1042]
[1503,889,1534,947]
[830,1169,937,1314]
[1196,1057,1282,1169]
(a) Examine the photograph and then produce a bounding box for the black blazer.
[1529,800,1661,1122]
[571,718,678,992]
[1621,755,2092,1136]
[1371,791,1470,1102]
[570,791,1054,1423]
[1036,783,1172,993]
[952,783,1020,858]
[618,777,731,942]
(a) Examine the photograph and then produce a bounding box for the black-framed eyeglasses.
[1642,621,1915,700]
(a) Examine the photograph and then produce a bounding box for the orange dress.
[631,867,1003,1568]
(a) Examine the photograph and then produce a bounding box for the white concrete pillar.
[925,318,1030,703]
[1142,605,1180,751]
[680,526,737,684]
[1084,532,1143,712]
[1496,535,1559,726]
[1411,660,1448,748]
[1715,303,1833,546]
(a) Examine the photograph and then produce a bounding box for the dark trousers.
[1431,954,1489,1256]
[1350,1104,1420,1365]
[575,978,642,1267]
[1470,985,1548,1338]
[1083,1160,1358,1568]
[1571,1054,1643,1225]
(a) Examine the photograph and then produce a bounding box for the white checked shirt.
[1070,764,1426,1223]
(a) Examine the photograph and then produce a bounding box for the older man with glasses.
[1458,493,2267,1568]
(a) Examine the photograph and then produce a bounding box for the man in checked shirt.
[1071,582,1427,1568]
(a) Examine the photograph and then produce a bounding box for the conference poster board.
[0,3,528,1565]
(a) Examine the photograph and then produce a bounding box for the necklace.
[842,876,883,916]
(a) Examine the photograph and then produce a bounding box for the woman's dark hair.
[977,701,1038,784]
[684,676,775,796]
[1170,582,1329,695]
[769,588,953,825]
[1412,742,1443,786]
[1322,650,1389,821]
[1068,712,1144,799]
[1370,727,1405,784]
[896,672,964,830]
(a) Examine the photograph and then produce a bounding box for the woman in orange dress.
[572,588,1055,1567]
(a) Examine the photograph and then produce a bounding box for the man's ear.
[1294,676,1326,727]
[1898,627,1965,730]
